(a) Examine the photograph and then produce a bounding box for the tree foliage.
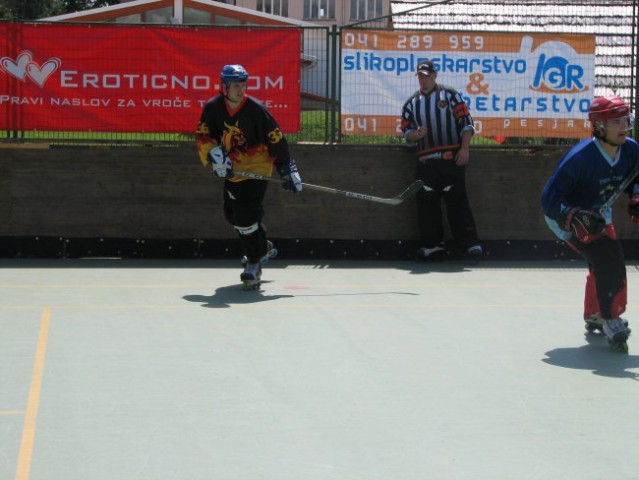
[0,0,120,21]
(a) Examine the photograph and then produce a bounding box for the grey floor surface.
[2,258,639,480]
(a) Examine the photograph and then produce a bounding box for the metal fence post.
[329,24,339,144]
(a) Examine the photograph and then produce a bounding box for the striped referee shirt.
[400,83,475,159]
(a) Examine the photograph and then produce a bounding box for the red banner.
[0,23,301,133]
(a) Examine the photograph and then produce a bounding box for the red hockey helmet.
[588,96,630,122]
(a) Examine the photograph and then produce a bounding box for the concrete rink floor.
[2,258,639,480]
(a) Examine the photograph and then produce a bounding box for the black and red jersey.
[196,93,291,182]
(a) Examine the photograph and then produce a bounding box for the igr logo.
[532,52,587,93]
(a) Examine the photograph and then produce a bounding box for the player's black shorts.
[223,179,268,228]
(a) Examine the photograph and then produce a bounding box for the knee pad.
[234,222,260,236]
[417,184,438,199]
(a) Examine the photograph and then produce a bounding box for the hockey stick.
[232,170,424,206]
[598,161,639,215]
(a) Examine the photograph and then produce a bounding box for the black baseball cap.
[416,61,436,76]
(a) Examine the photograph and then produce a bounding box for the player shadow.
[402,262,471,275]
[542,334,639,380]
[182,281,294,308]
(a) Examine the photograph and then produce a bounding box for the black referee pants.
[415,158,480,250]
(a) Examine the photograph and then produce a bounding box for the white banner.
[341,30,595,138]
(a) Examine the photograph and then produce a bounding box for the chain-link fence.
[340,0,638,145]
[1,0,637,146]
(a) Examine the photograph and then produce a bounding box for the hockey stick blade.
[232,170,423,206]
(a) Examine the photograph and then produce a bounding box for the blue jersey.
[541,137,639,240]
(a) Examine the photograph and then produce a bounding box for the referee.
[400,60,482,261]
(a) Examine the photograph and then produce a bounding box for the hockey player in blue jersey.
[541,95,638,352]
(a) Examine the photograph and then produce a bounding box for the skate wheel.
[607,338,629,353]
[584,322,601,333]
[614,341,629,353]
[242,281,261,291]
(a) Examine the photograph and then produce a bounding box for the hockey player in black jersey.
[196,64,302,289]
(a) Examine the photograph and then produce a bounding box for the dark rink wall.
[1,143,638,259]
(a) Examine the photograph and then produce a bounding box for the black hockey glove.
[558,206,606,244]
[628,194,639,224]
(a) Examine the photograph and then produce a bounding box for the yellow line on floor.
[0,410,25,415]
[14,307,51,480]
